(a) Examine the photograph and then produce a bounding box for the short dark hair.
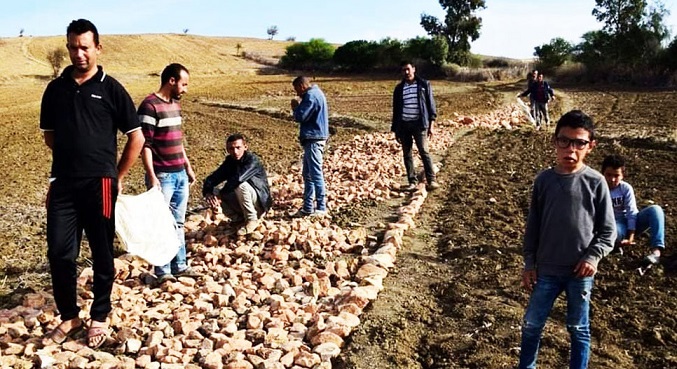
[67,19,99,45]
[601,154,625,173]
[292,76,310,87]
[226,133,247,144]
[161,63,189,86]
[554,110,596,141]
[400,60,415,68]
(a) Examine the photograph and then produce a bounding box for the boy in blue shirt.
[519,110,616,369]
[601,154,665,264]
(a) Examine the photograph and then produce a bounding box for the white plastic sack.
[516,97,536,125]
[115,187,180,266]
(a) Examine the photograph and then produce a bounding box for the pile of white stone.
[0,106,527,369]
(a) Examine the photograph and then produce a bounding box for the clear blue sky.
[1,0,675,59]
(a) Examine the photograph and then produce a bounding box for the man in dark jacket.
[203,133,272,235]
[391,61,439,191]
[520,73,555,129]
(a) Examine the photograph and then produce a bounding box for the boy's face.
[553,127,595,173]
[603,167,624,189]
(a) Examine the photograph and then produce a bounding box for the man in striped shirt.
[138,63,200,284]
[391,61,439,191]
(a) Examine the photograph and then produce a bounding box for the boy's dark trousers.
[46,177,117,323]
[397,120,435,185]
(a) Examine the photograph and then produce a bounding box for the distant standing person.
[526,69,538,119]
[391,61,439,191]
[520,73,555,129]
[138,63,201,284]
[518,110,616,369]
[290,76,329,217]
[40,19,144,349]
[203,133,273,235]
[601,154,665,264]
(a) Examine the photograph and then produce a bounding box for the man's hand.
[205,194,220,209]
[521,269,537,292]
[573,260,596,277]
[619,239,635,245]
[290,98,300,110]
[394,132,401,144]
[186,167,196,187]
[427,124,435,139]
[117,176,125,195]
[148,174,160,189]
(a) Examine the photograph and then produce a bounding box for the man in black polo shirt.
[39,19,144,349]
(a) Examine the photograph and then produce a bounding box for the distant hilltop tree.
[183,28,189,35]
[267,25,278,40]
[420,0,486,66]
[19,28,24,37]
[236,42,243,56]
[286,36,296,42]
[47,48,67,78]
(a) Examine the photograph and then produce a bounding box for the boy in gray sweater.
[518,110,616,369]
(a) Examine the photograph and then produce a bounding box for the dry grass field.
[0,34,675,368]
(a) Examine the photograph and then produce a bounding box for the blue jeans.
[397,121,435,185]
[302,140,327,213]
[146,170,188,276]
[519,275,594,369]
[616,205,665,249]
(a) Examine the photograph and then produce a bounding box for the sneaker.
[175,267,202,278]
[291,209,313,218]
[403,183,417,191]
[644,254,660,265]
[237,220,260,236]
[611,245,624,256]
[427,181,440,191]
[310,210,330,218]
[156,274,177,284]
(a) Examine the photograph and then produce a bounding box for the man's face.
[603,167,624,189]
[538,74,544,82]
[226,139,248,161]
[401,64,416,82]
[66,31,100,73]
[293,82,308,97]
[553,127,595,173]
[170,70,190,100]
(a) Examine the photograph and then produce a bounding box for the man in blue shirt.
[290,76,329,217]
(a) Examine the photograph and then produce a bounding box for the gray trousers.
[221,182,263,221]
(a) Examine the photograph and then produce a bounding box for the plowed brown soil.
[0,34,674,369]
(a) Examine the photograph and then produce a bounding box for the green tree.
[279,38,334,70]
[333,40,380,71]
[376,38,404,69]
[404,36,448,66]
[592,0,646,34]
[585,0,670,70]
[420,0,486,65]
[534,37,573,72]
[267,25,279,40]
[46,48,67,78]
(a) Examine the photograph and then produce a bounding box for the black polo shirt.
[40,65,140,178]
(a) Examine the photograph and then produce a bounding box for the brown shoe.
[427,181,441,190]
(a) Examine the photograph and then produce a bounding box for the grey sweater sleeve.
[582,176,616,268]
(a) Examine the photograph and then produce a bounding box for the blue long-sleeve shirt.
[293,85,329,143]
